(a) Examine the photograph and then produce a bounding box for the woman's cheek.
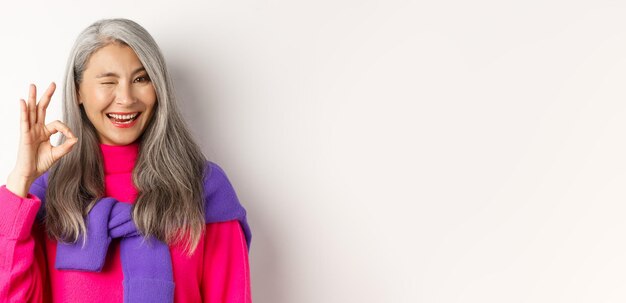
[140,85,156,99]
[94,88,114,102]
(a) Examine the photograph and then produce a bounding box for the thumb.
[51,137,78,161]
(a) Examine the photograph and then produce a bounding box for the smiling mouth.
[106,112,141,124]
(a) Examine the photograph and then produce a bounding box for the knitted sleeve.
[200,162,252,302]
[201,220,252,303]
[0,178,49,303]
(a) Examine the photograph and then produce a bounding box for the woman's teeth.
[108,113,138,120]
[107,113,139,123]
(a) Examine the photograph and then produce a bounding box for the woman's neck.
[99,142,139,175]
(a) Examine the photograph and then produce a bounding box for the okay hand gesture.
[7,83,78,197]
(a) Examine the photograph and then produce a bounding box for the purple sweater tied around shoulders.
[29,161,252,303]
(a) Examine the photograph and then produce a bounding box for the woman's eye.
[101,82,115,85]
[134,76,150,83]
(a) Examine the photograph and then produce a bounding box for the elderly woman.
[0,18,252,302]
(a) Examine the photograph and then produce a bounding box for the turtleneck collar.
[99,142,139,175]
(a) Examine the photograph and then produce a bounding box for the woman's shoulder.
[204,160,227,180]
[202,160,246,220]
[202,160,238,194]
[32,171,50,190]
[202,160,252,249]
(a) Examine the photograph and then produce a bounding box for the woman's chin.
[98,135,140,146]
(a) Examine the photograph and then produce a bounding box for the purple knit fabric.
[29,161,252,303]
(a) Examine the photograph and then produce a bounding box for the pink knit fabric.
[0,143,252,302]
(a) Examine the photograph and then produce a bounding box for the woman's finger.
[45,120,76,140]
[19,99,29,133]
[28,84,37,126]
[37,82,56,125]
[50,137,78,161]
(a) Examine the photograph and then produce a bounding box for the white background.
[1,1,626,302]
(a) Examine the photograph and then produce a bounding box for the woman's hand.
[6,83,78,197]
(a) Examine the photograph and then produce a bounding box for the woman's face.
[78,43,157,146]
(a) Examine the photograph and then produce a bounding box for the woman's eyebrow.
[95,67,146,78]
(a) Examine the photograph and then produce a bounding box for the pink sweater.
[0,143,252,302]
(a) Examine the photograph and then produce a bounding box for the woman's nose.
[115,82,136,105]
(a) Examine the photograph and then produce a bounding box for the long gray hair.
[46,18,207,255]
